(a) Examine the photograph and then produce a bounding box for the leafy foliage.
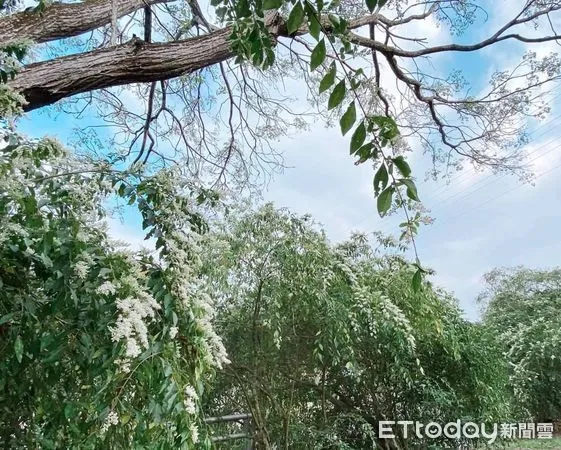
[480,267,561,422]
[0,124,228,448]
[202,205,513,448]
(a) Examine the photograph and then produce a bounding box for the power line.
[360,138,561,236]
[430,150,561,229]
[352,108,561,233]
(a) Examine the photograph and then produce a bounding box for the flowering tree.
[202,205,513,449]
[480,267,561,422]
[0,118,229,447]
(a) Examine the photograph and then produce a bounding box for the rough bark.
[8,13,287,112]
[0,0,166,45]
[10,30,234,111]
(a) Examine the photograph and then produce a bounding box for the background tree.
[201,205,513,449]
[480,267,561,423]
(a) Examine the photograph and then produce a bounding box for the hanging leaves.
[340,101,356,135]
[412,268,423,292]
[350,121,366,153]
[328,80,346,110]
[393,156,411,177]
[365,0,377,13]
[287,2,305,34]
[373,164,389,195]
[377,186,394,217]
[319,63,336,94]
[310,39,326,71]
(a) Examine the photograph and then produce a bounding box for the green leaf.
[15,335,23,363]
[365,0,377,13]
[356,142,373,161]
[393,156,411,177]
[340,101,356,136]
[310,39,326,71]
[378,0,388,6]
[401,178,419,201]
[309,15,321,40]
[328,80,346,110]
[319,63,336,94]
[263,0,282,9]
[287,2,305,34]
[328,14,340,28]
[235,0,251,17]
[0,312,15,325]
[412,268,422,292]
[377,186,393,217]
[350,121,366,153]
[372,115,399,141]
[304,1,321,40]
[373,164,389,194]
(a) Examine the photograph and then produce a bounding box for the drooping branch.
[0,0,167,45]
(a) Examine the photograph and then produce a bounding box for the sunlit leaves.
[287,2,305,34]
[328,79,346,110]
[412,269,422,292]
[340,101,356,135]
[0,127,223,447]
[310,39,326,71]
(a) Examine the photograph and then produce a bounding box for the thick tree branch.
[0,0,167,45]
[10,29,235,111]
[8,11,388,112]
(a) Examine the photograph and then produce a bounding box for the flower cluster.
[183,385,198,415]
[189,423,199,444]
[109,292,161,361]
[100,411,119,433]
[96,281,117,296]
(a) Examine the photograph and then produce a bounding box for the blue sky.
[17,0,561,320]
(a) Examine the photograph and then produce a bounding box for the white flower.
[74,261,89,279]
[184,385,198,400]
[183,385,198,415]
[184,398,196,415]
[96,281,117,296]
[100,410,119,433]
[108,292,161,371]
[189,423,199,444]
[169,326,178,339]
[125,338,141,358]
[114,358,131,374]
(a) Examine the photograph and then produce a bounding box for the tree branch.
[0,0,167,45]
[10,28,235,111]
